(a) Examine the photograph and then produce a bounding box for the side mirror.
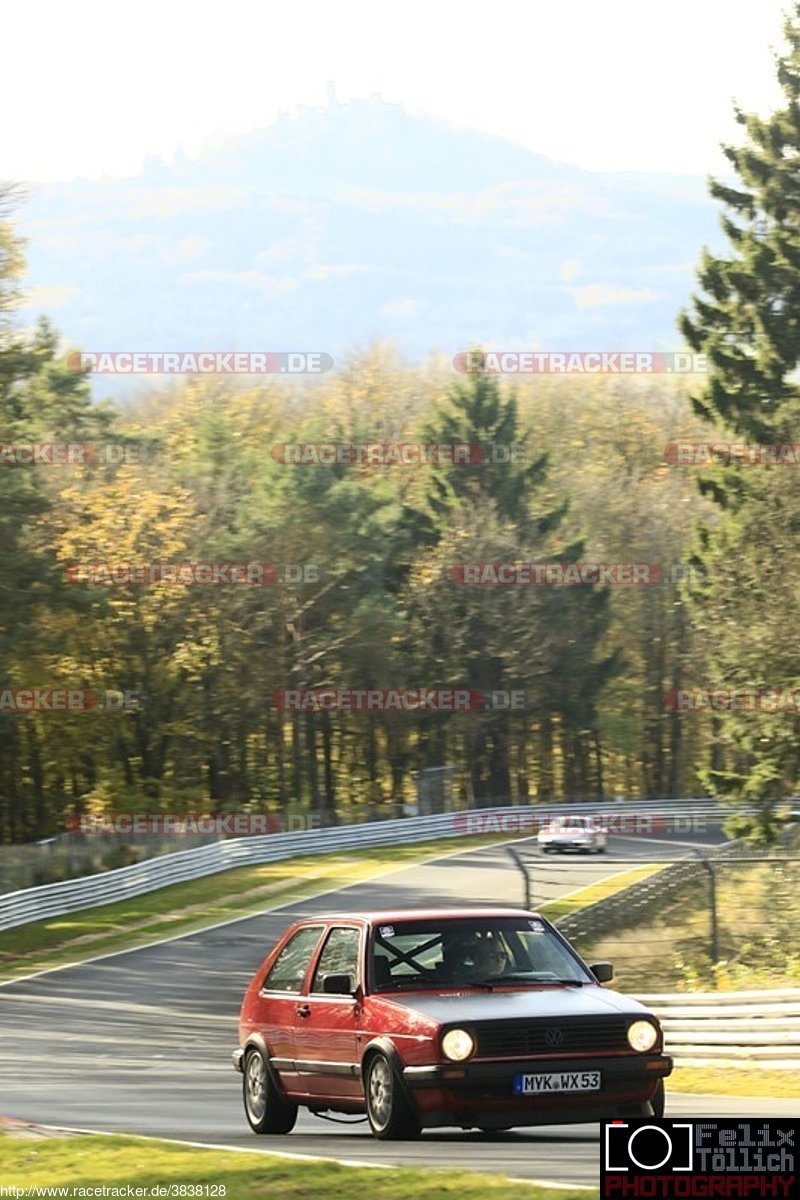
[322,972,356,995]
[589,961,614,984]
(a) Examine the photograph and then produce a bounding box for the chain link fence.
[506,837,800,993]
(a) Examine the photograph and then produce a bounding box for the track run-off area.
[1,825,795,1187]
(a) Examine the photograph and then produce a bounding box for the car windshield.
[545,818,594,832]
[369,917,592,991]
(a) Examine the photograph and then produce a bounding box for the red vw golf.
[233,907,672,1139]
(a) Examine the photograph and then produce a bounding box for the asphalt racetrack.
[1,826,795,1185]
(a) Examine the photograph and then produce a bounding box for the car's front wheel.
[243,1047,298,1134]
[650,1078,666,1118]
[364,1052,421,1140]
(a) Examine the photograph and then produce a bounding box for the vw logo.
[544,1027,564,1048]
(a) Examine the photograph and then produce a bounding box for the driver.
[453,934,510,981]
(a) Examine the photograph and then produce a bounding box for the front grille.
[474,1016,631,1058]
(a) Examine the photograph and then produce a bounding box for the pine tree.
[679,9,800,837]
[422,371,551,525]
[0,192,108,841]
[680,6,800,445]
[410,370,617,802]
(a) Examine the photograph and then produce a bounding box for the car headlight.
[442,1028,475,1061]
[627,1020,658,1052]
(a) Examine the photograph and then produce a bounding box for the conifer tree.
[680,9,800,836]
[680,6,800,445]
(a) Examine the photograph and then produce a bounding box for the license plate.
[513,1070,601,1095]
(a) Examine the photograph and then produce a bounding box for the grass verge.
[668,1066,800,1099]
[0,1131,596,1198]
[540,864,662,922]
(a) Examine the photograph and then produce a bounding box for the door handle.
[296,1004,311,1018]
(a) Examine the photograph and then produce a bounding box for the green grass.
[669,1066,800,1099]
[0,1132,597,1198]
[0,834,516,983]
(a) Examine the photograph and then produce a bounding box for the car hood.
[381,985,652,1025]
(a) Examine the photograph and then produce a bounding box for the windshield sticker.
[379,925,395,938]
[529,920,545,932]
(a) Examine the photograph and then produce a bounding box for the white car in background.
[537,816,608,854]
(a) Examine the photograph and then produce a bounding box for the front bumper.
[539,839,597,850]
[232,1048,244,1073]
[404,1052,671,1090]
[402,1053,671,1127]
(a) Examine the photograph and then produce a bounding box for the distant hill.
[16,96,724,392]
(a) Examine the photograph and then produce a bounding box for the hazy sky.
[3,0,790,181]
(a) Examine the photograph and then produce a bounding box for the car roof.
[544,815,593,823]
[292,907,542,925]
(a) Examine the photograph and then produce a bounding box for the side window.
[310,927,361,994]
[263,926,323,993]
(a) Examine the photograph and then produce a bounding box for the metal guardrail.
[634,989,800,1067]
[0,799,731,933]
[0,829,225,894]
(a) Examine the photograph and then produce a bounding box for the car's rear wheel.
[650,1078,666,1118]
[364,1052,421,1140]
[243,1047,298,1134]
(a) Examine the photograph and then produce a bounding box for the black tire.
[243,1047,298,1134]
[650,1078,666,1118]
[364,1052,421,1140]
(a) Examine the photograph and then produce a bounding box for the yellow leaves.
[53,469,196,569]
